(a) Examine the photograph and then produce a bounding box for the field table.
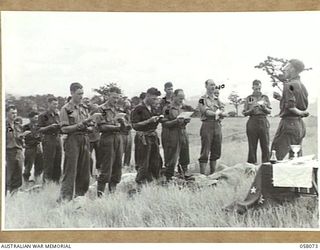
[235,157,318,210]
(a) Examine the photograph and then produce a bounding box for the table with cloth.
[225,156,318,213]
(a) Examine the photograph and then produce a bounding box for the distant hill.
[185,95,317,117]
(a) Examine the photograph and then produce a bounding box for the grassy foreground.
[3,116,319,229]
[4,178,318,229]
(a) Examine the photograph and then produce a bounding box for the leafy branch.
[93,82,122,100]
[254,56,312,92]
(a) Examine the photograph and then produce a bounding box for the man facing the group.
[272,59,309,160]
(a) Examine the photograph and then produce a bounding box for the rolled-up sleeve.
[131,107,147,131]
[131,108,141,125]
[242,97,249,114]
[198,98,209,116]
[95,107,106,126]
[264,95,272,109]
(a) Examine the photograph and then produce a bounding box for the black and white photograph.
[1,11,319,230]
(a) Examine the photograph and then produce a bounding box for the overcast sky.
[2,11,320,103]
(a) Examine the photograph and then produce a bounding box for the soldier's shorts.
[199,120,222,163]
[271,117,306,160]
[6,148,23,194]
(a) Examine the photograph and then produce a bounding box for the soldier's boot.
[165,165,175,181]
[209,160,217,175]
[22,174,32,188]
[97,182,106,197]
[165,175,173,183]
[108,182,117,193]
[23,173,29,183]
[199,163,207,175]
[34,175,42,185]
[181,165,192,178]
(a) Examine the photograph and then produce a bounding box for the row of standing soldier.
[5,58,309,201]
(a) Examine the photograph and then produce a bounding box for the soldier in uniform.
[162,89,192,181]
[131,96,141,109]
[139,92,146,101]
[96,87,128,196]
[242,80,271,164]
[160,82,174,171]
[132,92,147,171]
[38,97,62,183]
[160,82,174,110]
[118,97,133,167]
[198,79,227,175]
[22,111,43,183]
[82,97,101,176]
[58,82,92,202]
[272,59,309,160]
[131,87,163,185]
[5,105,25,195]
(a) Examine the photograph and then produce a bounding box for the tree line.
[5,90,245,118]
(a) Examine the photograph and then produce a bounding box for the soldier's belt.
[249,115,267,119]
[24,143,41,148]
[136,130,157,145]
[43,132,60,136]
[101,131,121,136]
[281,116,302,120]
[168,126,186,130]
[69,132,89,136]
[201,118,219,122]
[137,130,157,136]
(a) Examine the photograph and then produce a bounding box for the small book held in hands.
[177,112,194,119]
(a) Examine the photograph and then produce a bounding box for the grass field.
[4,116,319,229]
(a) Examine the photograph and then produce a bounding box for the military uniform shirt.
[163,104,188,129]
[160,96,173,114]
[131,102,159,132]
[23,123,42,147]
[60,102,89,127]
[243,93,271,116]
[38,110,61,134]
[97,103,121,127]
[198,94,224,121]
[6,121,23,149]
[279,76,308,117]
